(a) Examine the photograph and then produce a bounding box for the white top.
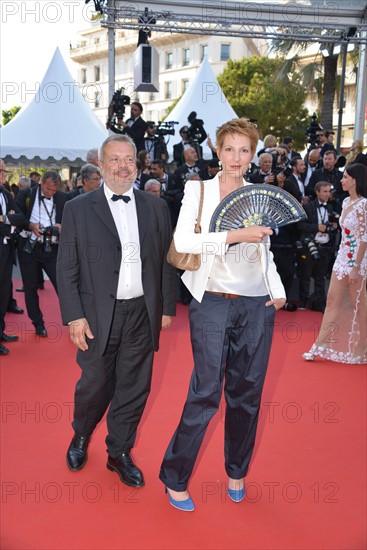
[174,173,286,303]
[104,185,144,299]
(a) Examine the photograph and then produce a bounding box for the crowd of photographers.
[1,104,367,354]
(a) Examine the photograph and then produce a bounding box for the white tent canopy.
[165,57,238,160]
[0,48,108,163]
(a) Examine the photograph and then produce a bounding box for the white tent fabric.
[0,48,108,162]
[165,57,238,160]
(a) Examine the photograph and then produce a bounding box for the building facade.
[69,23,263,127]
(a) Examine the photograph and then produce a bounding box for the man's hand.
[318,224,327,232]
[29,222,43,238]
[161,315,172,330]
[69,318,94,351]
[265,297,286,310]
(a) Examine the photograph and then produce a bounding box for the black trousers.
[298,246,333,304]
[159,292,275,491]
[271,247,296,299]
[72,297,154,458]
[18,239,58,326]
[0,244,13,337]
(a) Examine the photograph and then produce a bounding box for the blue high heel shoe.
[165,487,195,512]
[228,483,245,503]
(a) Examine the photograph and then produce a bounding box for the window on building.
[201,45,208,61]
[165,82,172,99]
[182,79,189,94]
[166,52,173,69]
[94,66,100,81]
[220,44,230,61]
[183,48,190,66]
[81,68,87,84]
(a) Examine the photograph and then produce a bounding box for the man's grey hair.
[258,153,272,163]
[86,148,99,164]
[99,135,137,162]
[41,170,61,186]
[18,176,31,189]
[144,178,161,192]
[80,163,101,183]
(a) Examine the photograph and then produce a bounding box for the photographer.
[173,113,207,167]
[15,170,68,337]
[284,156,308,204]
[151,160,184,229]
[108,99,147,153]
[297,182,339,311]
[144,122,169,162]
[248,153,278,185]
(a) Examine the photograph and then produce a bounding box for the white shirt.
[104,185,144,299]
[295,175,305,197]
[29,188,56,241]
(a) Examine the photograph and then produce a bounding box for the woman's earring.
[218,160,222,170]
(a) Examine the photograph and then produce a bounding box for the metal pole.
[336,41,348,154]
[107,0,115,104]
[354,30,367,142]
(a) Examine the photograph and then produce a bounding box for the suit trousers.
[0,243,13,337]
[299,246,333,304]
[18,239,58,326]
[159,292,275,491]
[73,296,154,458]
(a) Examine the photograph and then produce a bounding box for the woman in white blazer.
[160,118,286,512]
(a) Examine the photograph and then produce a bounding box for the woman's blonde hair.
[216,118,259,155]
[345,140,364,166]
[263,134,277,149]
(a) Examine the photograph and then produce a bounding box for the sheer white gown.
[307,196,367,364]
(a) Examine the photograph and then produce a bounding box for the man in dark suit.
[284,156,308,204]
[57,134,176,487]
[297,182,338,310]
[173,126,205,167]
[150,159,184,229]
[15,170,68,337]
[67,163,101,200]
[116,102,147,153]
[0,159,25,355]
[306,150,346,211]
[173,147,208,185]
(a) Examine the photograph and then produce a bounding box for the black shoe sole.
[106,462,145,487]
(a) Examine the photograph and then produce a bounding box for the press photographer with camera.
[297,181,339,311]
[15,170,68,337]
[107,91,147,154]
[173,112,208,167]
[144,121,171,162]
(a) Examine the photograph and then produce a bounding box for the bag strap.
[194,181,204,234]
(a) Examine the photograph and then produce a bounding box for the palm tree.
[270,37,338,130]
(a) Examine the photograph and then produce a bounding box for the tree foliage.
[218,57,310,150]
[2,106,21,126]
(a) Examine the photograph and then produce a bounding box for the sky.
[0,0,96,113]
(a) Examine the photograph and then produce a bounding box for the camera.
[155,121,178,137]
[303,236,320,260]
[106,88,131,131]
[325,211,340,235]
[186,111,206,142]
[40,226,60,253]
[305,113,323,149]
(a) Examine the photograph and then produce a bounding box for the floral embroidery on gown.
[309,197,367,364]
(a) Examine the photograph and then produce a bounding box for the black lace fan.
[209,184,307,232]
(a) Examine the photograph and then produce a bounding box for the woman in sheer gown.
[303,163,367,364]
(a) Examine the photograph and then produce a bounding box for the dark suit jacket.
[15,186,69,229]
[123,117,148,153]
[57,186,176,355]
[283,174,303,203]
[298,200,334,242]
[173,142,204,167]
[0,187,25,262]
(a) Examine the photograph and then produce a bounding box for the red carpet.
[1,282,366,549]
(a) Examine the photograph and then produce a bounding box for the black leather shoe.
[16,287,25,292]
[0,333,19,342]
[0,343,10,355]
[106,452,145,487]
[34,323,47,337]
[66,435,90,471]
[283,302,297,312]
[7,304,24,314]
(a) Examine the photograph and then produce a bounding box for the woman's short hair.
[216,118,259,155]
[344,163,367,198]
